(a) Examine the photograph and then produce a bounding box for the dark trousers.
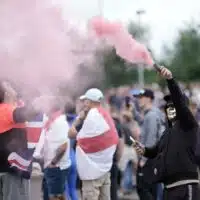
[136,166,157,200]
[163,184,200,200]
[110,162,119,200]
[42,177,49,200]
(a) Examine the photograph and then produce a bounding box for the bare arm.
[115,138,124,162]
[68,118,83,138]
[131,121,140,140]
[51,142,67,165]
[13,97,49,123]
[68,109,88,138]
[13,106,40,123]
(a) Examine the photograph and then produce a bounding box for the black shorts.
[44,167,68,197]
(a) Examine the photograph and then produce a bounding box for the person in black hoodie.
[133,66,200,200]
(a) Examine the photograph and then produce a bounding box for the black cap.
[136,89,154,100]
[163,95,174,107]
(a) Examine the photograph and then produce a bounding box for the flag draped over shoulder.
[76,106,119,180]
[26,114,44,149]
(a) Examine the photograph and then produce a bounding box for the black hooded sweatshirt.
[144,78,199,186]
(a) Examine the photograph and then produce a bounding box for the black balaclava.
[164,94,189,126]
[165,102,177,122]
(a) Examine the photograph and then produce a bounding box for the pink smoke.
[88,16,154,66]
[0,0,102,99]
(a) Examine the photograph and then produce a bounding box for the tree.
[163,22,200,82]
[102,21,157,88]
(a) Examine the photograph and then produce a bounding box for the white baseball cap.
[80,88,104,102]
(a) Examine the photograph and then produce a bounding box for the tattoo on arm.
[51,143,67,165]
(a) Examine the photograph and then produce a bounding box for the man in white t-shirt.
[69,88,119,200]
[33,96,71,200]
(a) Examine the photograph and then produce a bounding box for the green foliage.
[103,48,137,87]
[103,21,157,88]
[102,20,200,87]
[163,23,200,82]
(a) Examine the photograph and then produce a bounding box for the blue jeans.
[43,167,68,197]
[65,150,78,200]
[121,161,134,191]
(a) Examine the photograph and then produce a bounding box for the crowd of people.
[0,66,200,200]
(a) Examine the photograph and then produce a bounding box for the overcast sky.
[63,0,200,58]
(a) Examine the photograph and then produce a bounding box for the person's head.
[164,94,189,123]
[0,80,18,103]
[134,89,154,110]
[80,88,104,110]
[65,98,76,114]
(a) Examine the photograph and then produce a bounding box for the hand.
[70,125,78,133]
[78,109,88,121]
[159,66,173,80]
[139,160,146,167]
[133,141,145,156]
